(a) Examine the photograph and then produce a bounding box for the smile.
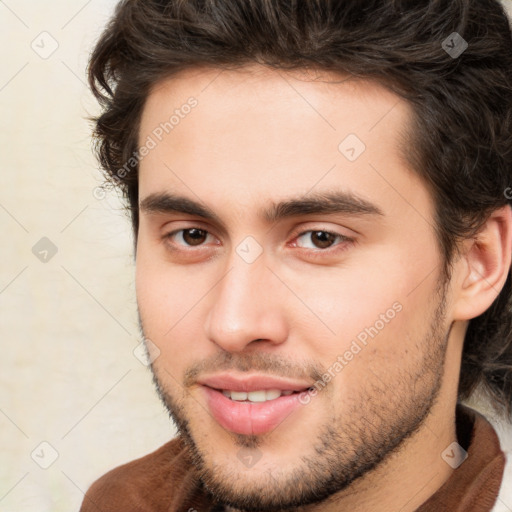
[221,389,297,402]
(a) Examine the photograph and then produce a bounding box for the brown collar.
[415,403,505,511]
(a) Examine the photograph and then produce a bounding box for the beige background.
[1,1,511,510]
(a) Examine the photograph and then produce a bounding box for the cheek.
[135,246,220,372]
[283,244,439,363]
[135,247,190,342]
[135,225,441,376]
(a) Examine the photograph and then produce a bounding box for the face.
[135,65,452,510]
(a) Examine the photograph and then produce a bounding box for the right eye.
[165,228,216,247]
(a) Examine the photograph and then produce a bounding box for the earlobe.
[453,205,512,321]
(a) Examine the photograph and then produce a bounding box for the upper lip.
[198,372,312,392]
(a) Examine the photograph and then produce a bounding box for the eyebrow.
[139,190,383,227]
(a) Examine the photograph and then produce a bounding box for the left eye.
[168,228,214,247]
[295,230,347,250]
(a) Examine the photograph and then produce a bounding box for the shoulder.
[471,403,512,512]
[79,437,198,512]
[492,449,512,511]
[492,444,512,511]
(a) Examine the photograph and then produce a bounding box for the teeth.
[221,389,295,402]
[264,389,282,401]
[230,391,248,401]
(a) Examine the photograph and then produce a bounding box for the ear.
[452,205,512,321]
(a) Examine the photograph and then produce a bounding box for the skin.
[135,64,512,512]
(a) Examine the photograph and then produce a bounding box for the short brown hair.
[88,0,512,419]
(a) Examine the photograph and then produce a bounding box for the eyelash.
[163,227,354,257]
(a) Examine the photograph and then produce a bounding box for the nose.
[203,257,289,353]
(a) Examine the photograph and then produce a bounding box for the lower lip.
[202,386,310,435]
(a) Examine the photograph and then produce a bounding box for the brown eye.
[311,231,337,249]
[181,228,208,246]
[296,230,344,250]
[166,228,213,247]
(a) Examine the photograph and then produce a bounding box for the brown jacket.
[80,404,507,512]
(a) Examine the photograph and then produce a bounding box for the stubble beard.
[145,288,450,511]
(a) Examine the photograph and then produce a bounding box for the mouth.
[198,373,315,435]
[219,388,304,402]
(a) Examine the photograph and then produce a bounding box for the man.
[80,0,512,510]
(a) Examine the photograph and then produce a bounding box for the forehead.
[141,64,409,149]
[137,64,432,225]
